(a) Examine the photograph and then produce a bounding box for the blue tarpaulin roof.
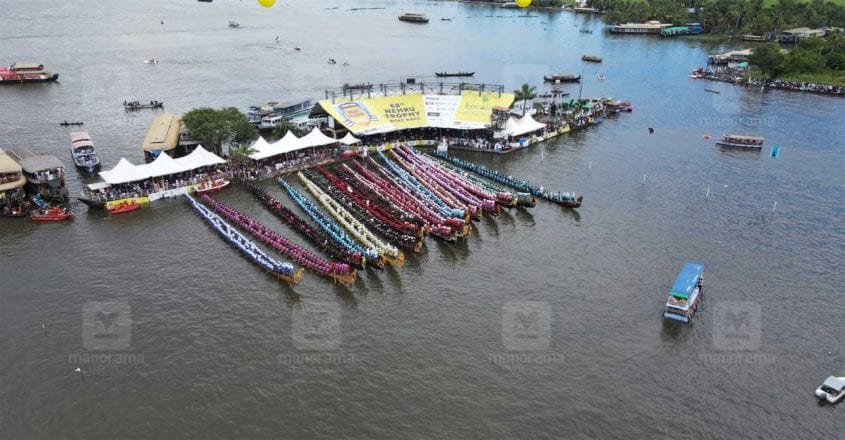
[669,262,704,299]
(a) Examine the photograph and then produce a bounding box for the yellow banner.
[319,92,514,134]
[321,95,426,135]
[453,92,515,129]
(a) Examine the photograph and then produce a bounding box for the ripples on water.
[1,0,843,438]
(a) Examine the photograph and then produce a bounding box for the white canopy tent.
[248,128,338,160]
[504,114,546,137]
[339,132,361,145]
[98,148,226,185]
[298,127,337,148]
[99,158,149,184]
[179,145,226,169]
[247,136,276,161]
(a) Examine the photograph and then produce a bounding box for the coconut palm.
[513,83,537,115]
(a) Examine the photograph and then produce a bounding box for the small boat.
[143,58,159,64]
[663,262,704,323]
[815,376,845,404]
[705,88,720,94]
[59,121,83,126]
[441,18,452,21]
[228,21,240,28]
[581,55,603,63]
[31,207,74,222]
[579,28,593,33]
[108,200,142,214]
[597,73,606,80]
[398,13,429,23]
[69,131,100,172]
[716,134,764,150]
[194,178,230,195]
[197,0,212,2]
[343,82,373,90]
[543,73,581,83]
[0,62,59,85]
[124,100,164,110]
[435,71,475,77]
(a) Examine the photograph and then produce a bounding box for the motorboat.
[194,178,231,195]
[228,21,240,28]
[815,376,845,404]
[69,131,100,172]
[108,200,142,215]
[143,58,159,64]
[663,262,704,323]
[31,207,74,222]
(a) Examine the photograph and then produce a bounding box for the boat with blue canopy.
[663,262,704,323]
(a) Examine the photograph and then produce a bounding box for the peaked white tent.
[100,158,148,184]
[504,114,546,137]
[179,145,226,169]
[143,151,190,178]
[299,127,337,148]
[247,136,275,161]
[339,132,361,145]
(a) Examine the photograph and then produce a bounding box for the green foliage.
[749,37,844,81]
[181,107,257,156]
[271,119,304,139]
[591,0,844,31]
[514,83,537,113]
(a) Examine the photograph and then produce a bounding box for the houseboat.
[7,147,67,202]
[399,13,429,23]
[0,149,28,217]
[142,114,202,162]
[610,21,672,34]
[581,55,603,63]
[716,134,764,150]
[815,376,845,404]
[544,73,581,83]
[249,99,313,129]
[69,132,101,172]
[0,62,59,84]
[663,262,704,323]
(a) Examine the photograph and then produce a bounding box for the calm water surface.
[1,1,843,438]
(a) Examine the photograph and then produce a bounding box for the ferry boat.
[581,55,603,63]
[399,13,429,23]
[69,132,101,172]
[544,73,581,83]
[663,262,704,323]
[716,134,764,150]
[815,376,845,404]
[6,147,67,202]
[250,99,313,129]
[0,63,59,84]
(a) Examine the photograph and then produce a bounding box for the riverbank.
[691,67,845,94]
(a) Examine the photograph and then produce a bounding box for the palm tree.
[228,144,258,164]
[513,83,537,115]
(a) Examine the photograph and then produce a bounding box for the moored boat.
[716,134,764,149]
[0,63,59,84]
[194,178,230,195]
[815,376,845,404]
[108,200,142,214]
[69,131,101,172]
[399,13,429,23]
[663,262,704,323]
[435,71,475,77]
[31,207,74,222]
[581,55,603,63]
[544,73,581,83]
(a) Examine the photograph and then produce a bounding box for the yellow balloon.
[257,0,276,7]
[516,0,532,7]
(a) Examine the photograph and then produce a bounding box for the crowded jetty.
[3,79,626,282]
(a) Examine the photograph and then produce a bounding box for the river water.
[1,1,843,438]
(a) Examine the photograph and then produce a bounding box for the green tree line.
[750,33,845,77]
[589,0,844,33]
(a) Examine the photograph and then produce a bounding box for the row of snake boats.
[186,147,581,285]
